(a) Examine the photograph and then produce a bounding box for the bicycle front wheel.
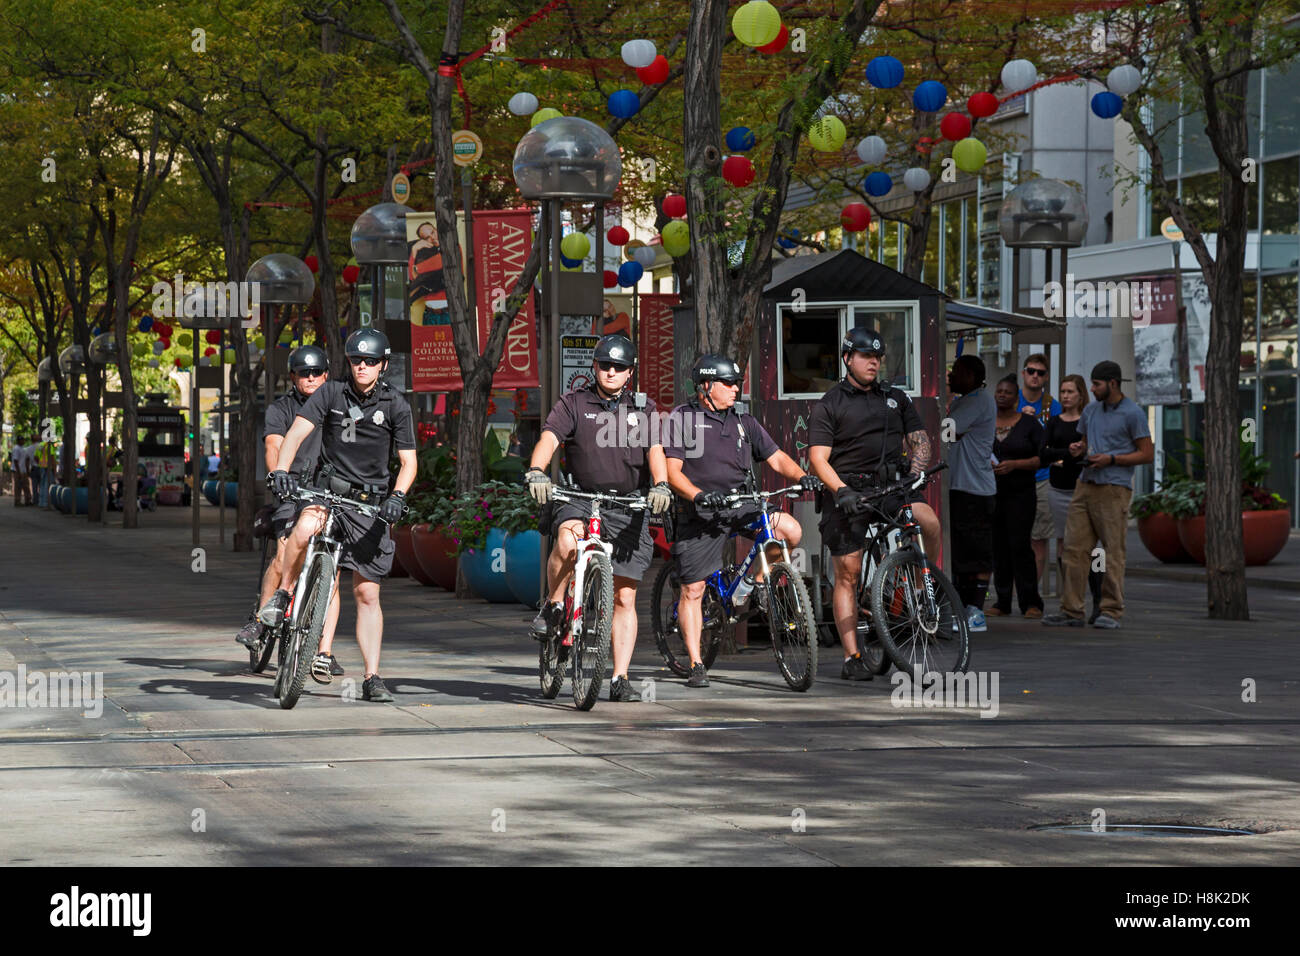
[766,562,818,691]
[279,553,334,709]
[869,550,969,680]
[571,552,613,711]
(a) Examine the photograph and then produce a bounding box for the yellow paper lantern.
[952,137,988,173]
[732,1,781,48]
[560,232,590,260]
[808,116,847,153]
[661,220,690,257]
[530,107,563,128]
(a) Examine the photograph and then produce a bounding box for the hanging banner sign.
[637,293,679,412]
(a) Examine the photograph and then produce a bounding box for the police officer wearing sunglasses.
[261,328,417,703]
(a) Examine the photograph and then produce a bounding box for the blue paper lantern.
[607,89,640,119]
[866,55,904,89]
[617,261,644,287]
[1091,91,1123,119]
[912,80,948,113]
[776,228,800,250]
[864,171,893,197]
[560,254,583,268]
[138,316,153,332]
[725,126,755,152]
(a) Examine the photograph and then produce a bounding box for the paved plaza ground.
[0,501,1297,866]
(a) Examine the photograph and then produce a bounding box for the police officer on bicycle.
[664,354,819,688]
[525,334,672,702]
[261,328,417,703]
[236,345,341,660]
[808,326,940,681]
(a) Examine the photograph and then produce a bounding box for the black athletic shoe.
[530,602,561,641]
[236,619,264,647]
[686,662,709,688]
[257,589,292,628]
[609,676,640,702]
[362,674,394,702]
[840,654,875,681]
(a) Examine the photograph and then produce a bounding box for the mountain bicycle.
[650,484,817,691]
[538,487,646,711]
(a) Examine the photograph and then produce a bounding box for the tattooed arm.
[905,428,933,475]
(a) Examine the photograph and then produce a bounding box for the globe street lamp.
[350,201,408,335]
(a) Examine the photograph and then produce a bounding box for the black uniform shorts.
[671,505,765,585]
[332,505,395,581]
[948,490,995,576]
[818,485,925,557]
[551,499,654,582]
[272,498,303,539]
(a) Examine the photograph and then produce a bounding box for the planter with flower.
[402,446,458,589]
[411,491,459,590]
[447,482,514,602]
[1130,486,1195,563]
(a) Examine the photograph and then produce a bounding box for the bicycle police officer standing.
[808,326,939,681]
[664,354,819,688]
[261,328,417,703]
[236,345,341,664]
[525,334,673,702]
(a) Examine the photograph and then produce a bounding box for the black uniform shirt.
[298,378,415,489]
[264,389,322,477]
[542,386,660,493]
[663,400,779,492]
[808,377,923,481]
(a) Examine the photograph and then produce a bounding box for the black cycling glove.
[694,490,726,511]
[268,470,298,500]
[799,475,824,494]
[835,486,869,515]
[380,491,407,523]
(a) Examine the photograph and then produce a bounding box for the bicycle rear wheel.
[869,550,969,680]
[538,620,566,699]
[571,552,613,711]
[251,626,278,673]
[650,561,721,677]
[766,562,818,691]
[855,539,891,675]
[278,554,334,709]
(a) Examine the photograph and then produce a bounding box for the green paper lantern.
[223,348,236,364]
[808,116,847,152]
[132,341,148,358]
[732,1,781,48]
[177,331,192,347]
[177,354,193,369]
[254,335,265,349]
[952,137,988,174]
[560,232,590,260]
[661,220,690,257]
[530,107,563,128]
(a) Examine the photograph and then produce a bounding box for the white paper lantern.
[508,91,539,116]
[1001,58,1038,93]
[632,245,658,267]
[152,340,166,355]
[903,167,932,192]
[1106,64,1142,97]
[621,39,657,69]
[148,358,160,368]
[198,356,211,367]
[855,135,887,166]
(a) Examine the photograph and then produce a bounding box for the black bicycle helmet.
[344,327,391,360]
[692,353,742,386]
[593,333,637,367]
[288,344,328,374]
[841,325,885,357]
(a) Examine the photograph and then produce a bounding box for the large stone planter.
[1136,512,1195,563]
[387,524,414,579]
[411,524,458,591]
[460,527,515,602]
[1176,510,1291,566]
[202,479,219,506]
[504,530,544,607]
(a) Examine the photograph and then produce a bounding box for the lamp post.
[88,332,118,525]
[351,202,410,388]
[57,345,86,490]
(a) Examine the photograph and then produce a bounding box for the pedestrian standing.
[1016,354,1061,586]
[989,377,1046,617]
[943,354,997,633]
[1044,361,1154,630]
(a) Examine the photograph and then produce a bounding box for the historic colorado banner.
[637,293,678,410]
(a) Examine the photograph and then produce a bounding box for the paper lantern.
[560,254,583,268]
[342,264,360,284]
[913,80,947,113]
[223,348,236,364]
[856,135,887,166]
[148,358,160,368]
[661,220,690,257]
[508,91,539,116]
[757,22,788,54]
[152,321,170,337]
[662,193,687,218]
[722,155,755,187]
[1091,91,1123,119]
[617,261,644,286]
[132,341,148,358]
[726,126,755,152]
[607,225,629,246]
[205,329,221,345]
[138,316,153,332]
[624,239,645,261]
[198,356,211,367]
[1107,64,1142,97]
[732,1,781,48]
[808,115,847,152]
[177,331,192,347]
[903,167,932,192]
[864,171,893,197]
[303,254,319,273]
[530,107,563,128]
[560,231,591,260]
[633,245,658,267]
[603,269,619,288]
[968,92,999,118]
[621,39,657,69]
[952,137,987,173]
[608,89,640,119]
[1001,58,1037,93]
[152,340,165,355]
[636,54,670,85]
[254,335,266,349]
[160,338,171,351]
[204,346,216,357]
[866,56,904,89]
[940,112,971,141]
[841,203,871,232]
[776,228,800,250]
[177,354,193,369]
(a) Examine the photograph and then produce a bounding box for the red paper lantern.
[304,254,319,273]
[603,269,619,288]
[204,346,217,357]
[662,193,687,218]
[757,23,789,54]
[939,112,972,141]
[153,321,170,337]
[722,155,755,187]
[204,329,221,345]
[342,264,360,284]
[636,54,670,86]
[840,202,871,232]
[174,356,184,367]
[160,338,172,350]
[967,92,999,118]
[607,225,629,246]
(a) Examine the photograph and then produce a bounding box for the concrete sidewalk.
[1125,525,1300,592]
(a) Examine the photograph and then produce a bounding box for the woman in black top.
[989,375,1045,616]
[1039,373,1103,620]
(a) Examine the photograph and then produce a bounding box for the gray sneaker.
[1042,612,1084,627]
[1092,614,1121,629]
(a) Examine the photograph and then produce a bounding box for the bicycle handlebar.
[292,486,386,520]
[859,462,948,503]
[717,483,807,509]
[549,487,648,510]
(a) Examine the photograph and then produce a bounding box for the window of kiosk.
[777,304,843,398]
[848,303,919,394]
